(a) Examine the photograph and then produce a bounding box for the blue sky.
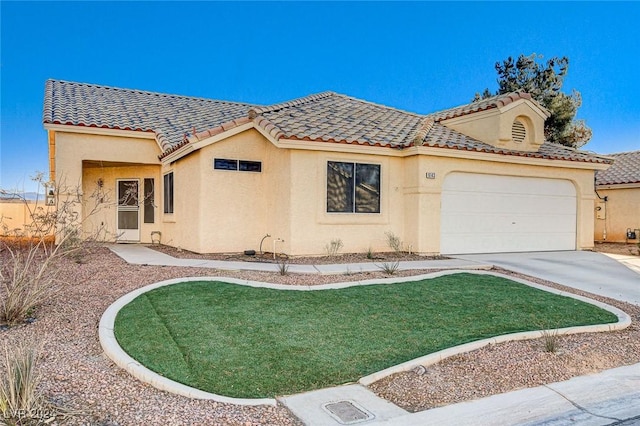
[2,1,639,191]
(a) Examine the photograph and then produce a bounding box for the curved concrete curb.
[99,277,278,406]
[99,270,630,406]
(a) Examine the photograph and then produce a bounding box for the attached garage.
[440,173,577,254]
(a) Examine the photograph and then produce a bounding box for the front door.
[116,179,140,242]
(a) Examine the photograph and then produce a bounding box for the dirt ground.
[593,242,640,256]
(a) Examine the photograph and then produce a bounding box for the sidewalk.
[282,364,640,426]
[106,244,640,425]
[107,243,493,274]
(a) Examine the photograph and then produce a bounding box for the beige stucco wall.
[161,128,597,256]
[594,185,640,242]
[53,131,162,190]
[51,130,162,242]
[52,126,600,256]
[286,150,405,255]
[0,200,53,237]
[164,129,290,254]
[442,101,545,152]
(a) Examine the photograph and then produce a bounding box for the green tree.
[475,54,592,148]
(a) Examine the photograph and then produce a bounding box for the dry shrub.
[0,241,60,326]
[0,339,49,425]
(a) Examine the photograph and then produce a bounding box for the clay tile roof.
[253,91,424,148]
[596,150,640,185]
[427,91,546,122]
[419,122,611,164]
[43,79,255,152]
[43,81,608,165]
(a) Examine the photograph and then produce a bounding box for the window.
[239,160,262,172]
[144,178,154,223]
[163,172,173,214]
[214,158,262,172]
[214,158,238,170]
[327,161,380,213]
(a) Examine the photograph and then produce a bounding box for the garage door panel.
[440,173,577,254]
[440,232,576,255]
[443,192,575,214]
[443,173,576,195]
[441,213,575,234]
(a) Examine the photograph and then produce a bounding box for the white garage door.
[440,173,576,254]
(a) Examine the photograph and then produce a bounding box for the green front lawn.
[114,273,617,398]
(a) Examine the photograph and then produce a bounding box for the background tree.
[474,53,592,148]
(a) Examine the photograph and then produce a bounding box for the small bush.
[277,260,289,276]
[385,231,403,253]
[366,247,375,260]
[324,238,344,257]
[541,328,560,353]
[378,261,400,275]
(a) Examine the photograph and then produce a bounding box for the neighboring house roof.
[595,150,640,185]
[43,80,254,152]
[43,79,611,165]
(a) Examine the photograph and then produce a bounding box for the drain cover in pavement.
[322,400,373,424]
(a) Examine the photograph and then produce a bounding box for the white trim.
[154,121,606,171]
[498,98,551,119]
[44,123,157,140]
[596,183,640,190]
[409,146,612,170]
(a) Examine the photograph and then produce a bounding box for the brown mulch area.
[593,241,640,256]
[149,243,444,264]
[0,245,638,424]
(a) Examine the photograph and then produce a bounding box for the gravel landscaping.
[1,245,638,425]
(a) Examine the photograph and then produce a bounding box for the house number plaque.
[426,172,436,179]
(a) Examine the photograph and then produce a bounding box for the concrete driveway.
[453,251,640,306]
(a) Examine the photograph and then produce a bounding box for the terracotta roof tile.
[255,92,423,148]
[421,123,611,164]
[44,80,607,165]
[596,151,640,185]
[43,80,254,152]
[427,91,547,122]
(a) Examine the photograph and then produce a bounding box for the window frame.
[163,172,174,214]
[143,178,155,223]
[214,158,262,173]
[326,161,381,214]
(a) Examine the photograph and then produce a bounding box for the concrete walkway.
[107,243,493,274]
[105,244,640,425]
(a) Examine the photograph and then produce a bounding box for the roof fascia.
[596,182,640,190]
[439,108,499,126]
[161,121,254,164]
[276,139,406,157]
[404,146,611,170]
[44,123,157,140]
[498,98,550,119]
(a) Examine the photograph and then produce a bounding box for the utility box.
[596,202,606,219]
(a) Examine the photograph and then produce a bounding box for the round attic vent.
[512,119,526,143]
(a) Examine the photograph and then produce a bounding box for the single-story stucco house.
[594,150,640,243]
[43,79,612,256]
